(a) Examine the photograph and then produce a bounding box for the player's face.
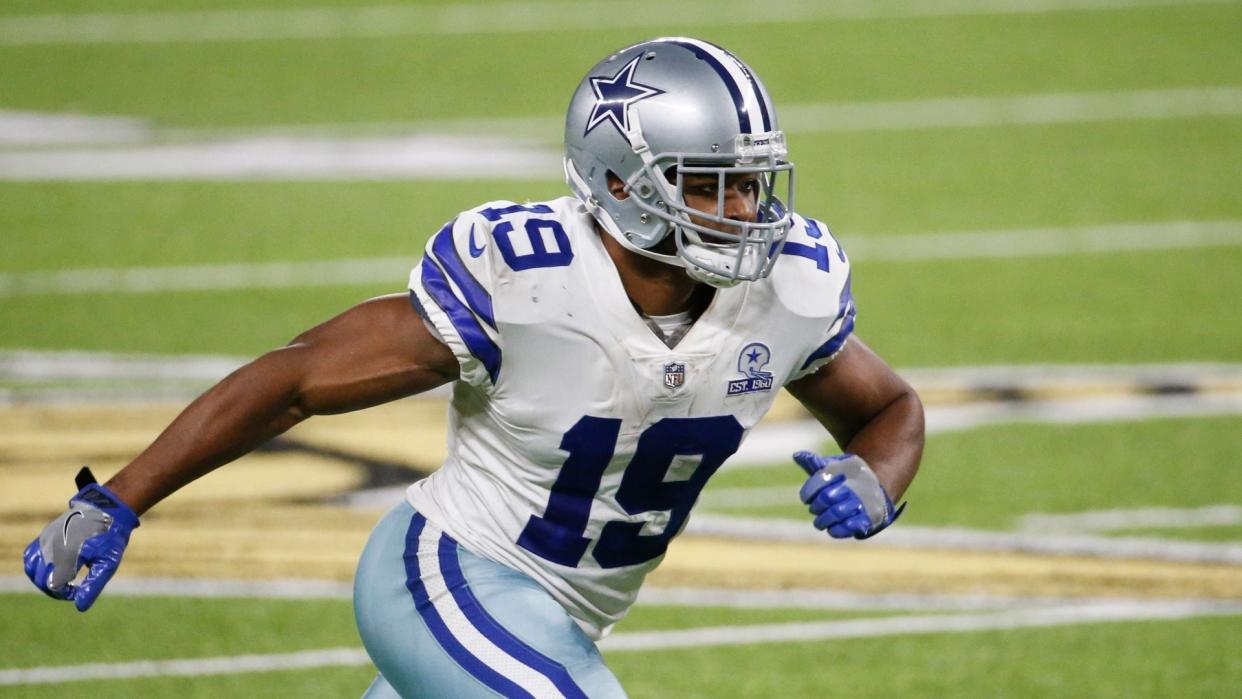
[679,172,760,235]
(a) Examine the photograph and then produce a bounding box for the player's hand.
[23,467,140,611]
[794,451,904,539]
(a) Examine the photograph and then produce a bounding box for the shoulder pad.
[770,214,852,319]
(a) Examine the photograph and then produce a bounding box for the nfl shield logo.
[663,362,686,389]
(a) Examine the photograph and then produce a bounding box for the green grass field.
[3,594,1240,698]
[2,0,1240,696]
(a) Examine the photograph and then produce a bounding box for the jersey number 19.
[516,415,743,569]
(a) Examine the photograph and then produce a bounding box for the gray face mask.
[563,38,795,288]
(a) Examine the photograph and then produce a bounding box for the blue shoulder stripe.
[801,310,855,369]
[430,221,496,330]
[800,272,856,370]
[420,257,501,384]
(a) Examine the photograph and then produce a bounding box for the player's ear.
[606,172,629,201]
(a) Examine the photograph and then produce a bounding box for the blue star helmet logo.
[585,55,665,138]
[738,342,772,379]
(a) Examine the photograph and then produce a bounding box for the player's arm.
[784,337,925,538]
[24,293,458,609]
[105,292,458,514]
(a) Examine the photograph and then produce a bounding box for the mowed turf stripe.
[0,0,1233,45]
[16,86,1237,144]
[3,86,1240,181]
[2,601,1239,685]
[0,575,1104,610]
[2,220,1238,296]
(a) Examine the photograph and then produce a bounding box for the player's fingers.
[846,514,873,539]
[813,511,841,531]
[792,451,823,476]
[800,470,845,504]
[810,487,856,515]
[814,500,860,530]
[22,541,41,583]
[827,521,858,538]
[74,557,118,612]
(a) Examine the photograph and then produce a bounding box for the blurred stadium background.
[2,0,1240,696]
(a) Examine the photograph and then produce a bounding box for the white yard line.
[0,133,562,181]
[688,514,1242,565]
[0,257,415,296]
[841,219,1242,260]
[600,600,1242,651]
[0,349,249,381]
[3,86,1241,181]
[0,0,1233,46]
[704,486,1242,534]
[922,393,1242,435]
[0,575,1114,610]
[0,575,354,599]
[0,110,150,147]
[0,648,370,686]
[2,600,1238,685]
[782,85,1242,132]
[1020,505,1242,532]
[2,220,1239,297]
[634,586,1106,612]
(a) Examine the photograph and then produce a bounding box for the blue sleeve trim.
[420,257,501,384]
[800,271,856,370]
[430,221,496,330]
[800,311,855,369]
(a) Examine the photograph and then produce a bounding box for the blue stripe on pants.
[436,533,589,699]
[355,502,628,698]
[403,514,533,698]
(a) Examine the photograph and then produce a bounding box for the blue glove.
[794,451,905,540]
[23,467,140,611]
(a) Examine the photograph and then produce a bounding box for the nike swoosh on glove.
[24,467,140,611]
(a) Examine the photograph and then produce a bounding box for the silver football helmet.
[564,38,794,288]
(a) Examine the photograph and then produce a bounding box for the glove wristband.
[70,467,140,530]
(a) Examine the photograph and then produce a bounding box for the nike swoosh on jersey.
[468,224,486,257]
[63,510,84,545]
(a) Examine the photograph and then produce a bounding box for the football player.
[25,38,924,698]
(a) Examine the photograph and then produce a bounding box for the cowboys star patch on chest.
[584,55,664,138]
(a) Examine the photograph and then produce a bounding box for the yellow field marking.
[4,401,1240,601]
[653,538,1242,599]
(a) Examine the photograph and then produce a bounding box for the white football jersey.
[406,196,854,640]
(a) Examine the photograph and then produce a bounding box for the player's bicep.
[288,293,458,415]
[785,337,913,449]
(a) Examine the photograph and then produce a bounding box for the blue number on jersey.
[780,217,840,273]
[515,417,620,567]
[517,415,744,568]
[483,205,575,271]
[478,203,554,221]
